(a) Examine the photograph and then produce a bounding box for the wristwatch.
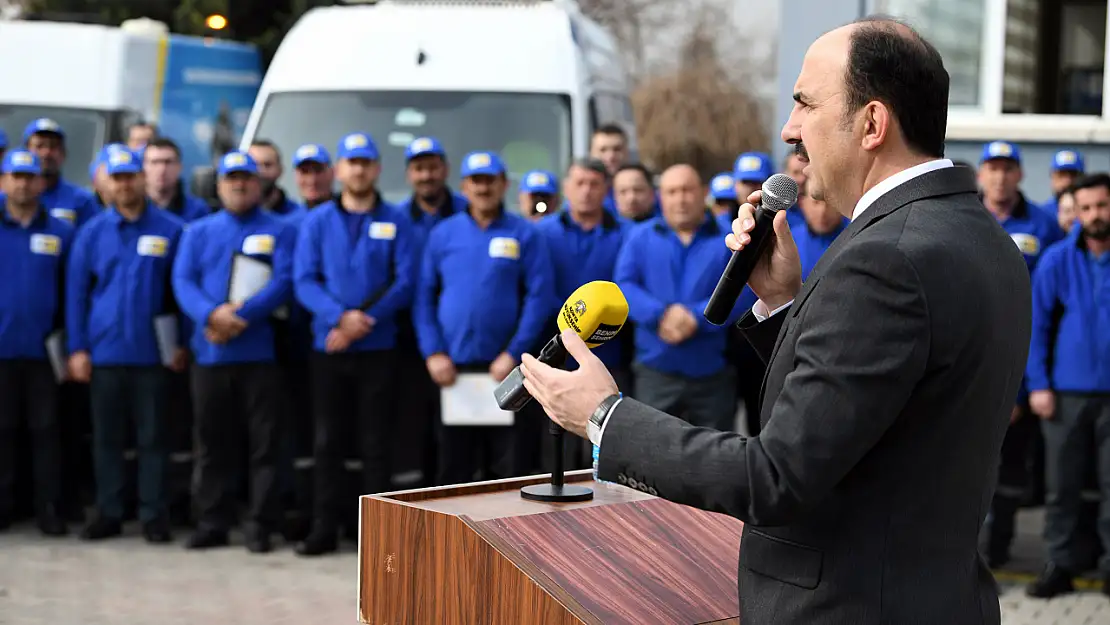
[588,393,622,445]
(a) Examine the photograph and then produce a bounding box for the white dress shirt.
[590,159,954,448]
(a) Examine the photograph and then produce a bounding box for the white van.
[240,0,636,212]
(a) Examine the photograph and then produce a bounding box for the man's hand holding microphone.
[724,186,804,315]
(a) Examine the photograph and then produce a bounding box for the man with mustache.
[414,150,555,485]
[22,118,100,228]
[1025,172,1110,599]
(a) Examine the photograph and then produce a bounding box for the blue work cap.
[460,151,505,178]
[337,132,380,161]
[104,148,142,176]
[1,149,42,175]
[218,151,259,176]
[980,141,1021,164]
[1051,149,1084,173]
[520,170,557,195]
[733,152,772,182]
[710,173,738,200]
[292,143,331,167]
[405,136,446,161]
[22,118,65,143]
[89,143,128,179]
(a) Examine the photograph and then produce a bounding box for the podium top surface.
[368,470,655,521]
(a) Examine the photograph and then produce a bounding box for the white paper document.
[44,330,66,383]
[441,373,515,426]
[153,314,178,368]
[228,254,272,305]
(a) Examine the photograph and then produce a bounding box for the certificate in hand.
[441,373,515,426]
[227,253,272,305]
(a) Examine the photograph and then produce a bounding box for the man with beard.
[293,132,416,555]
[414,151,555,485]
[395,136,468,488]
[173,151,295,554]
[22,119,100,228]
[1025,172,1110,599]
[249,140,304,221]
[66,148,187,543]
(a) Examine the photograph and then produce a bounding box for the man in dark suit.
[519,17,1031,625]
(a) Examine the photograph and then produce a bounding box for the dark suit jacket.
[597,166,1031,625]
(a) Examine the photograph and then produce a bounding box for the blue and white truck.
[0,17,262,188]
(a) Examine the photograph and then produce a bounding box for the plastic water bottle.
[592,444,603,482]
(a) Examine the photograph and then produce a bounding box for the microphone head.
[557,280,629,348]
[761,173,799,213]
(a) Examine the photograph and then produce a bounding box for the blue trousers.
[89,366,168,523]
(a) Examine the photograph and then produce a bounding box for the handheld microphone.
[703,173,799,325]
[494,280,628,412]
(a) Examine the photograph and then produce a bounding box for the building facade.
[775,0,1110,205]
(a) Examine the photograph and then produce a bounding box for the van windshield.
[250,91,573,213]
[0,105,109,187]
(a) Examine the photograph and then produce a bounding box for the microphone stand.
[520,337,594,502]
[521,421,594,502]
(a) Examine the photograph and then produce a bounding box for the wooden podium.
[358,469,743,624]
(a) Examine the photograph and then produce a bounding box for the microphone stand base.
[520,483,594,502]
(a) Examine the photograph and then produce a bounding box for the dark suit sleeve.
[597,240,929,526]
[735,307,789,366]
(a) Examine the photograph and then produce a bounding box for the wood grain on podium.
[474,498,742,625]
[359,471,743,624]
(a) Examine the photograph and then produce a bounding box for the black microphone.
[703,173,800,325]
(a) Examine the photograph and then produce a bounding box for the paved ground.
[0,508,1105,624]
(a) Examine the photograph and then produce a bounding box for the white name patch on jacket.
[369,222,397,240]
[242,234,275,255]
[489,237,520,260]
[137,235,169,257]
[50,208,75,223]
[30,233,61,256]
[1010,233,1040,256]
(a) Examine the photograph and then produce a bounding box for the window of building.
[871,0,988,107]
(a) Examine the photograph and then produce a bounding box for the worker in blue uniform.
[0,150,72,536]
[734,151,803,229]
[615,164,744,431]
[144,137,211,222]
[1041,149,1085,216]
[977,139,1067,566]
[1024,172,1110,599]
[275,143,333,542]
[293,131,416,556]
[518,169,559,221]
[534,157,627,470]
[249,140,304,221]
[392,136,469,489]
[66,148,186,544]
[291,143,335,214]
[89,143,128,209]
[792,191,849,280]
[709,172,739,224]
[172,151,296,554]
[22,118,99,228]
[415,150,555,485]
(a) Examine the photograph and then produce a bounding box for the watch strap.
[590,393,622,430]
